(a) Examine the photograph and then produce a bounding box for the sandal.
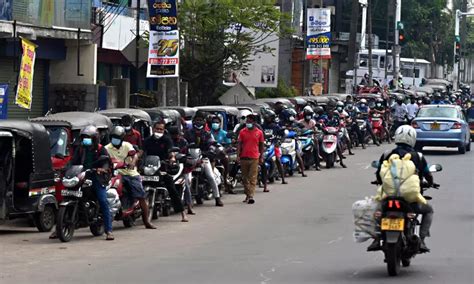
[106,233,115,241]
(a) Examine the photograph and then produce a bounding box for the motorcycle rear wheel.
[326,153,335,168]
[56,206,75,243]
[386,243,401,276]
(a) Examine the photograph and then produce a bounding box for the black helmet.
[434,92,442,100]
[263,109,276,121]
[314,106,324,115]
[110,126,126,139]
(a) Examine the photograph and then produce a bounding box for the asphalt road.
[1,144,473,284]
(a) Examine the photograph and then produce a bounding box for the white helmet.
[239,109,252,121]
[394,125,417,147]
[303,105,314,113]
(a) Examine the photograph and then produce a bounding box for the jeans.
[415,203,433,239]
[202,158,220,198]
[94,180,112,233]
[161,174,184,213]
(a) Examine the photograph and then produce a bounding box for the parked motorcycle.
[370,161,442,276]
[140,155,171,220]
[320,126,338,168]
[56,164,106,242]
[299,129,315,170]
[260,134,278,184]
[280,130,300,176]
[370,113,386,144]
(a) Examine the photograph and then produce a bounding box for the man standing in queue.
[237,114,265,204]
[106,126,156,229]
[143,121,188,222]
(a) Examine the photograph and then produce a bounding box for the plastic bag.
[352,197,378,243]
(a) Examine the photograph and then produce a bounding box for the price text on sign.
[308,36,330,44]
[149,58,179,65]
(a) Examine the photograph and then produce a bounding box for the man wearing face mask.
[358,99,380,146]
[371,98,391,143]
[52,126,114,240]
[106,126,157,229]
[406,96,419,123]
[143,121,188,222]
[392,97,409,132]
[345,102,365,149]
[299,106,323,169]
[334,101,354,155]
[121,114,142,149]
[209,116,233,194]
[184,112,224,207]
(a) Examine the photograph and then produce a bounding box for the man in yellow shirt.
[106,126,156,229]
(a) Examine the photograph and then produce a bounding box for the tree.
[178,0,292,106]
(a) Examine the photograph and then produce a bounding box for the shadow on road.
[319,266,424,283]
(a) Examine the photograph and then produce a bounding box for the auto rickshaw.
[98,108,152,139]
[0,121,57,232]
[254,98,295,109]
[195,106,240,131]
[143,108,183,131]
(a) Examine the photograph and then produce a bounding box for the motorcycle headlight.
[143,166,159,176]
[62,176,79,188]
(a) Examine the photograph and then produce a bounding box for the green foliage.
[256,79,297,98]
[178,0,292,106]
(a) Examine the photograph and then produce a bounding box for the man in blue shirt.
[209,116,233,194]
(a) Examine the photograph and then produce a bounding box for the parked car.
[412,105,471,153]
[467,107,474,139]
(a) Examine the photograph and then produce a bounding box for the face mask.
[376,103,382,107]
[82,138,92,146]
[314,114,320,118]
[111,137,122,147]
[124,126,132,132]
[347,104,353,109]
[246,123,254,129]
[193,122,204,130]
[360,104,366,108]
[337,107,343,112]
[211,123,220,130]
[289,116,295,122]
[154,132,164,139]
[305,115,312,120]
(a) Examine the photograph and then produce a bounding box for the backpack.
[375,153,427,205]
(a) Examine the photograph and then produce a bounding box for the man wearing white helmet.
[368,125,437,253]
[234,109,262,134]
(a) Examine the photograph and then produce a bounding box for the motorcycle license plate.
[142,176,160,182]
[381,218,404,231]
[61,190,82,198]
[431,122,440,130]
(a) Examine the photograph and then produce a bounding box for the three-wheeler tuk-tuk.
[142,108,184,131]
[98,108,152,139]
[195,106,240,132]
[0,121,57,232]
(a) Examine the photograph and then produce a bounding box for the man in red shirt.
[121,114,143,149]
[237,114,264,204]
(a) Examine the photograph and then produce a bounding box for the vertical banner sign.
[147,30,180,77]
[15,38,37,110]
[148,0,178,31]
[0,84,9,119]
[306,8,331,60]
[147,0,179,78]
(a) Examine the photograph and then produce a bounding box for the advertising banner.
[306,8,331,60]
[0,84,8,119]
[146,30,180,77]
[148,0,178,31]
[0,0,12,20]
[15,38,37,110]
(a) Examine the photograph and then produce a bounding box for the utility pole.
[319,0,324,92]
[367,0,373,86]
[360,1,367,50]
[135,0,140,90]
[453,9,474,90]
[347,0,360,70]
[302,0,307,96]
[393,0,401,89]
[384,0,390,80]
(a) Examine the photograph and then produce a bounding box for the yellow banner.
[15,38,37,110]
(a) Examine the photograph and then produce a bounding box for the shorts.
[274,146,282,159]
[122,175,146,199]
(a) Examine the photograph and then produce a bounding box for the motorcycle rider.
[391,97,409,133]
[371,98,392,143]
[368,125,435,253]
[280,109,307,177]
[209,115,234,194]
[106,126,156,229]
[143,121,189,222]
[334,101,355,156]
[298,106,322,170]
[324,111,348,168]
[52,125,114,240]
[121,114,143,150]
[184,112,224,207]
[358,99,380,146]
[345,102,366,149]
[431,92,446,105]
[261,109,288,183]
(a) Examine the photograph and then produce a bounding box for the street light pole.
[453,9,474,90]
[393,0,401,89]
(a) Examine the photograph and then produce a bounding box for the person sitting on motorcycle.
[281,109,307,177]
[106,126,156,229]
[184,112,224,207]
[233,109,262,135]
[121,114,143,150]
[345,102,366,149]
[168,126,188,151]
[391,97,409,134]
[297,106,322,170]
[61,125,114,240]
[261,110,288,184]
[334,101,354,156]
[431,92,445,105]
[368,125,435,253]
[324,112,348,168]
[358,99,380,146]
[209,116,234,194]
[371,98,392,143]
[143,121,189,222]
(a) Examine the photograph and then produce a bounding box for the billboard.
[306,8,331,60]
[148,0,178,31]
[147,30,180,77]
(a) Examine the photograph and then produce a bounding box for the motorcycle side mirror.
[371,161,380,168]
[428,164,443,172]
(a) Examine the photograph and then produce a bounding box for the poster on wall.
[306,8,331,60]
[148,0,178,31]
[0,84,9,119]
[146,30,180,78]
[15,38,37,110]
[0,0,12,20]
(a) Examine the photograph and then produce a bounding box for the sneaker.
[419,239,430,253]
[367,239,381,251]
[247,199,255,204]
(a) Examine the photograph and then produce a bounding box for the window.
[417,107,457,118]
[400,68,420,78]
[47,127,69,157]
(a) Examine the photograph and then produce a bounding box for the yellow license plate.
[431,122,440,130]
[381,218,405,231]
